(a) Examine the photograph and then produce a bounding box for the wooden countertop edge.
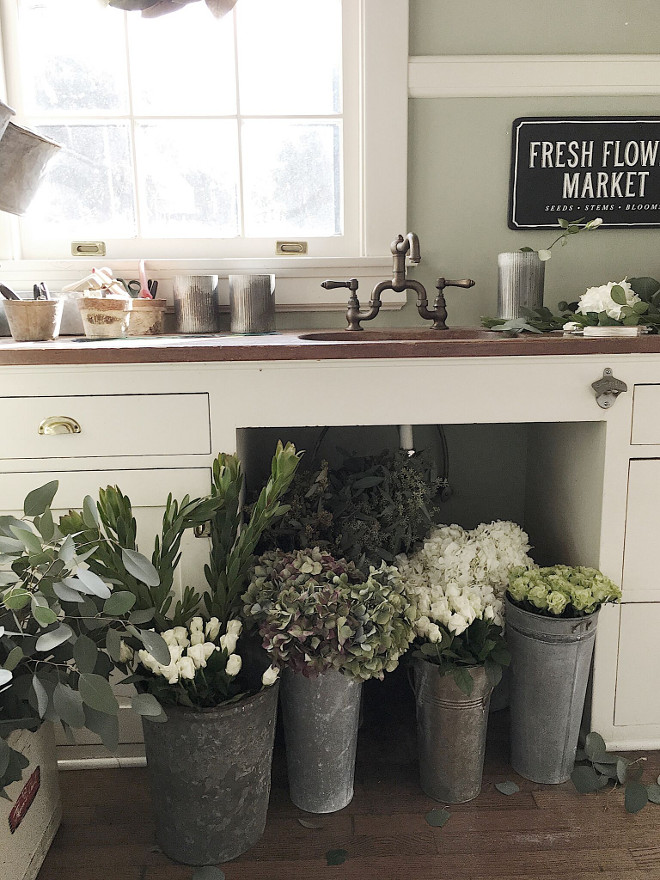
[2,332,660,365]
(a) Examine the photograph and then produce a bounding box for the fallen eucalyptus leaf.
[495,781,520,796]
[646,783,660,805]
[571,765,603,794]
[326,848,348,866]
[625,781,648,814]
[297,817,323,829]
[425,808,451,827]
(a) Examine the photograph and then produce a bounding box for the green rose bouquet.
[506,565,622,618]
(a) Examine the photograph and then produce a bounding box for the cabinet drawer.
[614,604,660,726]
[0,393,210,459]
[622,459,660,601]
[631,385,660,444]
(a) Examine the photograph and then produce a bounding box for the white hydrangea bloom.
[398,520,533,640]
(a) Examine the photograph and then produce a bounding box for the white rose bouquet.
[131,616,279,709]
[397,521,534,694]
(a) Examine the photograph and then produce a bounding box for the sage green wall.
[279,2,660,331]
[404,2,660,327]
[409,0,660,56]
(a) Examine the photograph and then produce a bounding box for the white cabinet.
[614,604,660,727]
[621,459,660,603]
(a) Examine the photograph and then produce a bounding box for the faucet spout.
[394,232,421,263]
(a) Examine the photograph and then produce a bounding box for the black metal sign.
[509,116,660,229]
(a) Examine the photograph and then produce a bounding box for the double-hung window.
[0,0,407,279]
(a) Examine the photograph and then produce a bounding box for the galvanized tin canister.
[506,597,598,784]
[229,274,275,334]
[0,122,60,216]
[281,667,361,813]
[413,659,492,803]
[142,683,279,865]
[497,251,545,319]
[173,275,219,333]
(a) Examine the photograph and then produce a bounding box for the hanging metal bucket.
[281,668,362,813]
[142,683,279,865]
[413,659,493,803]
[0,122,61,216]
[506,596,598,784]
[0,98,14,142]
[497,251,545,319]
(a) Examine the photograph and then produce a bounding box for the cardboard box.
[1,724,62,880]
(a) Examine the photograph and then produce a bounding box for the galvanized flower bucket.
[0,98,14,142]
[0,122,61,216]
[281,667,362,813]
[413,659,493,803]
[142,683,279,865]
[506,596,598,784]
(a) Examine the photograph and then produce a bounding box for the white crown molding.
[408,55,660,99]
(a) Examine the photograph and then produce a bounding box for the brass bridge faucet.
[322,233,475,331]
[322,233,428,331]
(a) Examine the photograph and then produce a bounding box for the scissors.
[117,278,157,298]
[117,278,142,296]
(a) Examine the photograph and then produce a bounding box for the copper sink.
[298,328,506,342]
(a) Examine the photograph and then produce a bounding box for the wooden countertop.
[2,328,660,365]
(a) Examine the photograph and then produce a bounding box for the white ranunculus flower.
[226,653,242,677]
[177,656,196,680]
[220,633,238,655]
[261,665,280,686]
[576,279,639,321]
[226,619,243,637]
[187,643,208,669]
[137,648,159,673]
[189,616,204,632]
[205,617,221,641]
[161,662,180,684]
[119,640,134,663]
[447,613,469,635]
[168,644,184,663]
[202,642,217,661]
[171,626,189,646]
[190,631,205,647]
[161,629,179,647]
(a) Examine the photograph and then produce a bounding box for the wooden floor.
[38,679,660,880]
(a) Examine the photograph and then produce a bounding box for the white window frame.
[0,0,408,307]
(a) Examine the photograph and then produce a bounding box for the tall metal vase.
[281,668,362,813]
[413,659,493,803]
[142,684,279,865]
[506,597,598,784]
[497,251,545,319]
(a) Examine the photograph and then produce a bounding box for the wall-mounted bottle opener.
[591,368,627,409]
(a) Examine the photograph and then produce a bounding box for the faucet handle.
[321,278,359,292]
[436,277,475,292]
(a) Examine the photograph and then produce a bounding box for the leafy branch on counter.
[482,276,660,334]
[571,731,660,813]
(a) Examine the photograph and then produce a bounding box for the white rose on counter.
[576,279,640,321]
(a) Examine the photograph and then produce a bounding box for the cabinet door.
[614,603,660,726]
[621,459,660,602]
[0,468,212,748]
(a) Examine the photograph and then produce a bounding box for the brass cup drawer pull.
[38,416,82,436]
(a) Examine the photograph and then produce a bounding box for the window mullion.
[233,6,245,239]
[124,11,142,240]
